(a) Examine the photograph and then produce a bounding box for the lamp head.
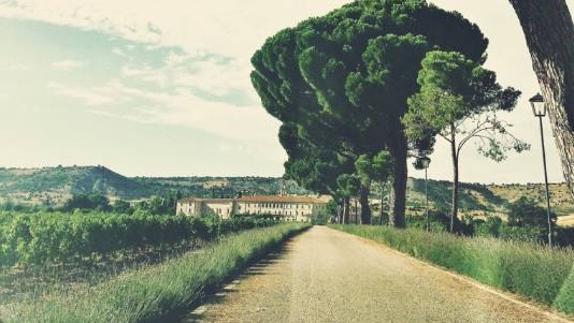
[413,157,431,170]
[529,93,546,117]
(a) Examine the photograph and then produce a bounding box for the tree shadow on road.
[181,240,296,322]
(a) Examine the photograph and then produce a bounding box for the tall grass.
[5,223,310,322]
[331,225,574,315]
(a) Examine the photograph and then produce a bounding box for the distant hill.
[0,166,310,207]
[0,166,572,218]
[403,178,574,217]
[0,166,153,206]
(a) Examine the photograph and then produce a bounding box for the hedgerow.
[0,211,279,267]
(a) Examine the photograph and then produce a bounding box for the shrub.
[474,216,503,238]
[508,197,556,229]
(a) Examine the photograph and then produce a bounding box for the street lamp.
[414,156,431,231]
[530,93,553,247]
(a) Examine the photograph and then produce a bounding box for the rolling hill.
[0,166,310,207]
[0,166,572,219]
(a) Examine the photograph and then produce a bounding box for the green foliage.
[0,212,281,267]
[508,197,556,229]
[280,124,354,195]
[111,199,133,214]
[474,216,503,238]
[62,192,182,215]
[62,193,112,212]
[402,50,526,230]
[355,151,393,185]
[8,223,310,322]
[336,174,361,198]
[471,197,557,244]
[332,225,574,315]
[251,0,490,224]
[132,193,180,215]
[311,212,330,225]
[403,50,527,162]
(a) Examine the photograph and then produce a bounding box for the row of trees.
[61,192,183,215]
[252,0,528,230]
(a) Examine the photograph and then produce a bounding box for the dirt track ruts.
[185,226,571,323]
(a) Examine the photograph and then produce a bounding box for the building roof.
[178,197,233,203]
[178,195,331,204]
[237,195,330,204]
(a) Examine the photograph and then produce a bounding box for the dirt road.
[185,226,570,322]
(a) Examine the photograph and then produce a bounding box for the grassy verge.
[330,225,574,315]
[4,223,310,322]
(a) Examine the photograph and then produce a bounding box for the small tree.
[336,174,361,225]
[112,200,133,214]
[355,151,393,225]
[355,155,374,225]
[403,51,529,233]
[62,193,111,212]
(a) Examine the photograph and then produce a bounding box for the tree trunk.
[380,181,387,225]
[355,197,359,224]
[388,133,408,228]
[343,196,350,224]
[450,128,459,233]
[510,0,574,197]
[360,182,372,225]
[341,198,346,224]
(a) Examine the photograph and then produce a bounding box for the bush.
[311,212,330,225]
[556,227,574,247]
[474,216,502,238]
[508,197,556,228]
[331,225,574,315]
[406,211,465,233]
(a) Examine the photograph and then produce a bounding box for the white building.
[176,195,330,222]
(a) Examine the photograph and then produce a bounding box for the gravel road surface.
[185,226,570,323]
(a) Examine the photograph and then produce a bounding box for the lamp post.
[415,156,432,231]
[530,93,553,247]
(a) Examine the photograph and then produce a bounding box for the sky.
[0,0,572,184]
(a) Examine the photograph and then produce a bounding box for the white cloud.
[0,0,350,61]
[46,79,281,143]
[51,60,83,70]
[47,81,112,106]
[0,0,348,142]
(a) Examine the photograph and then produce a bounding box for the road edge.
[326,226,574,323]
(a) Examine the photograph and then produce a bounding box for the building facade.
[176,195,330,222]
